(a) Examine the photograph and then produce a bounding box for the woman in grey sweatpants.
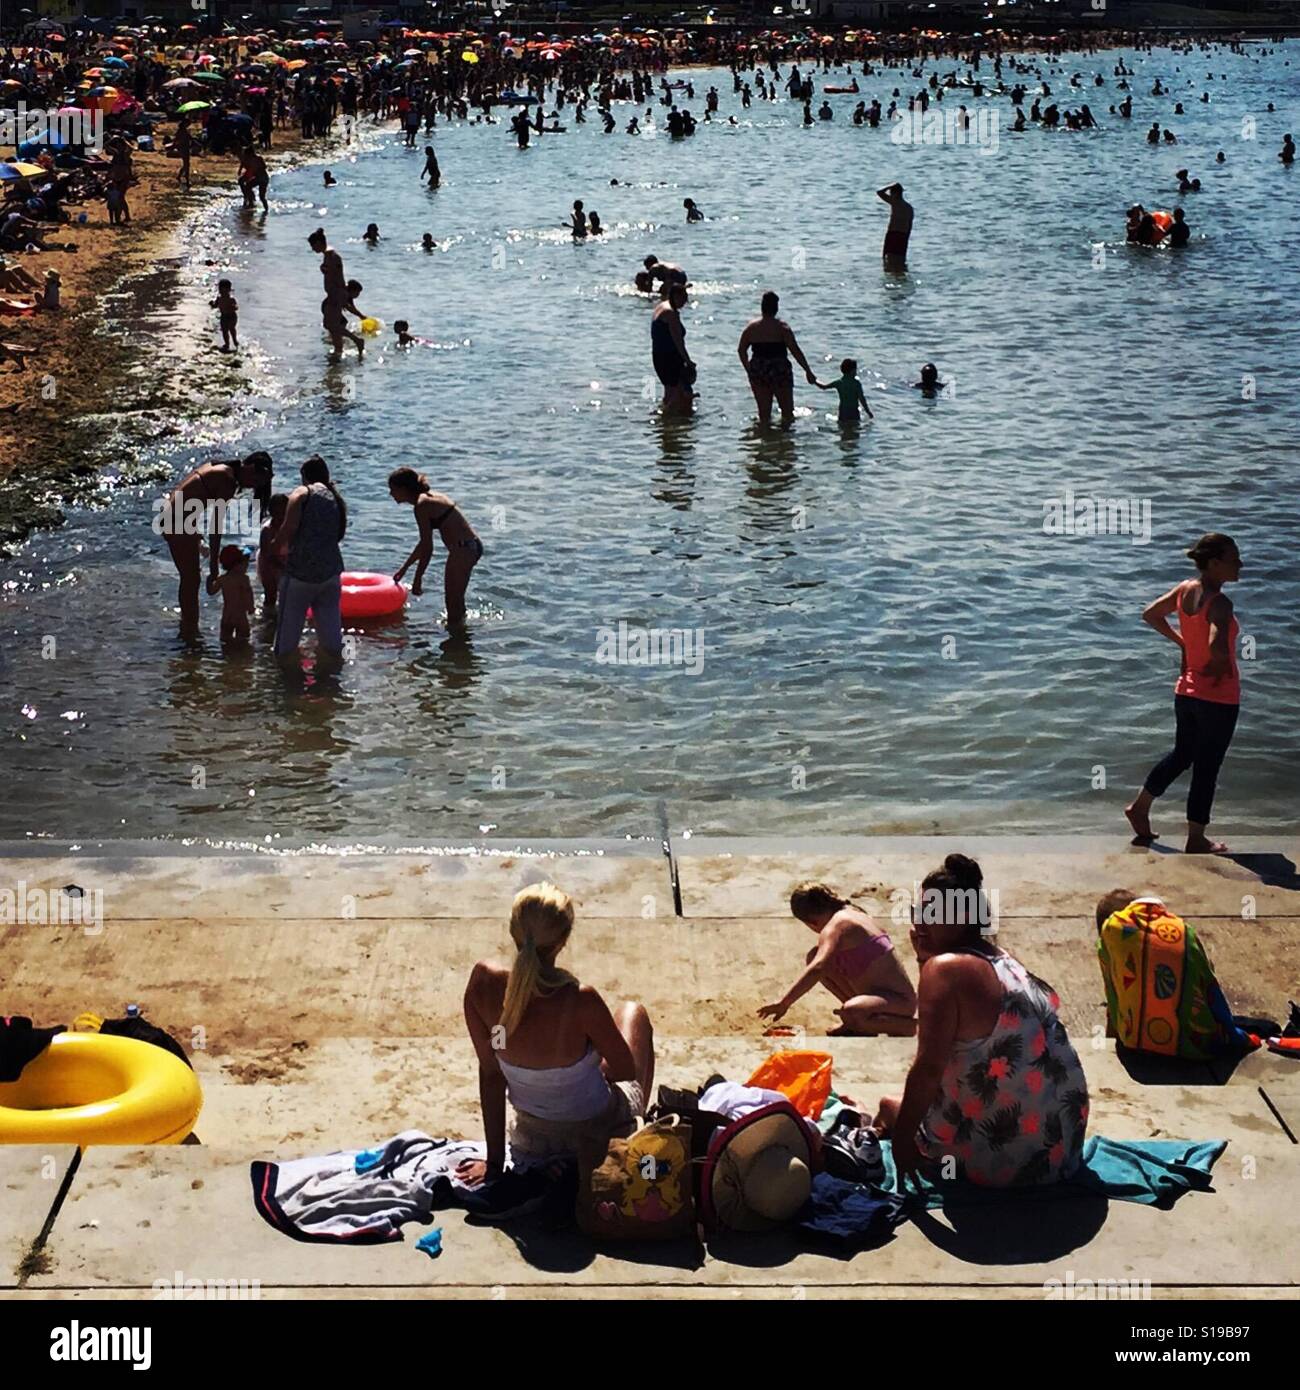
[273,455,347,669]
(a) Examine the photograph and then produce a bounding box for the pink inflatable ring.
[340,571,408,621]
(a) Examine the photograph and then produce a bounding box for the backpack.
[1098,899,1248,1060]
[575,1115,696,1242]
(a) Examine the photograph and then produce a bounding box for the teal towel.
[881,1136,1227,1210]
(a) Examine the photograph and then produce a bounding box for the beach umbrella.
[162,76,199,89]
[461,50,479,63]
[176,99,211,113]
[103,55,129,66]
[191,71,226,84]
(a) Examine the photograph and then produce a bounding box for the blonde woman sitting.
[759,882,918,1036]
[458,882,656,1185]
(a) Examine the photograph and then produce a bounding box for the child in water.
[758,882,917,1036]
[817,358,873,423]
[913,362,946,396]
[393,320,417,347]
[569,199,587,238]
[684,197,704,222]
[363,223,380,244]
[207,544,255,646]
[211,278,238,352]
[323,170,337,186]
[421,233,436,252]
[257,495,288,617]
[587,211,602,235]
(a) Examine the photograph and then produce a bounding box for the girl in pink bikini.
[759,883,917,1036]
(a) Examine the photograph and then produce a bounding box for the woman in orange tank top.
[1126,533,1242,854]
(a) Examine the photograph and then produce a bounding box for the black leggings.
[1144,695,1239,827]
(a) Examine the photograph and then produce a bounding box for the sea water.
[1,47,1297,843]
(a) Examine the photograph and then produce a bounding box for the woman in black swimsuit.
[389,467,483,630]
[737,290,816,426]
[650,282,694,415]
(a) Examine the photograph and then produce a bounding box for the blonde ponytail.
[499,882,577,1037]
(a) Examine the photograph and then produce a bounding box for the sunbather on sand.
[873,853,1089,1188]
[759,882,917,1036]
[458,882,656,1184]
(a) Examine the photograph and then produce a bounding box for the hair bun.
[943,853,983,890]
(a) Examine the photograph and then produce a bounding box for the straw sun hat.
[706,1103,816,1232]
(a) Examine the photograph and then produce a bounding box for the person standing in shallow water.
[1126,533,1243,854]
[877,183,913,269]
[273,455,347,672]
[650,283,694,416]
[388,467,483,630]
[737,290,816,426]
[307,227,363,359]
[162,452,272,638]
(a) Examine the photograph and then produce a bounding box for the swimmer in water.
[1281,133,1296,165]
[363,223,380,244]
[634,270,655,293]
[569,199,587,238]
[758,883,917,1037]
[323,170,337,187]
[643,254,687,289]
[588,210,602,235]
[1168,207,1190,248]
[816,357,873,424]
[421,233,436,251]
[684,197,704,222]
[420,145,441,188]
[913,362,946,396]
[393,319,416,346]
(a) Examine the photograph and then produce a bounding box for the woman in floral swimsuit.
[875,853,1089,1188]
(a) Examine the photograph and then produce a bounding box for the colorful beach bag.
[575,1115,696,1242]
[1098,898,1248,1060]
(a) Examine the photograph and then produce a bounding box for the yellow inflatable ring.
[0,1032,202,1145]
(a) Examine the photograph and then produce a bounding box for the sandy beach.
[0,137,311,547]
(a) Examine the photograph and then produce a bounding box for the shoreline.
[0,130,326,550]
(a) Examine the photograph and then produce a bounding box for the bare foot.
[1186,837,1229,855]
[1124,803,1158,844]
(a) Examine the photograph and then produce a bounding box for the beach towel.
[1098,899,1250,1060]
[250,1130,554,1244]
[881,1135,1226,1210]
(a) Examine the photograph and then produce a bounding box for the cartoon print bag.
[1098,899,1248,1060]
[575,1115,695,1241]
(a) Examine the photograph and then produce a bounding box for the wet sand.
[0,136,310,547]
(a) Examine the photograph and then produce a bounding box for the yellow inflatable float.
[0,1032,202,1145]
